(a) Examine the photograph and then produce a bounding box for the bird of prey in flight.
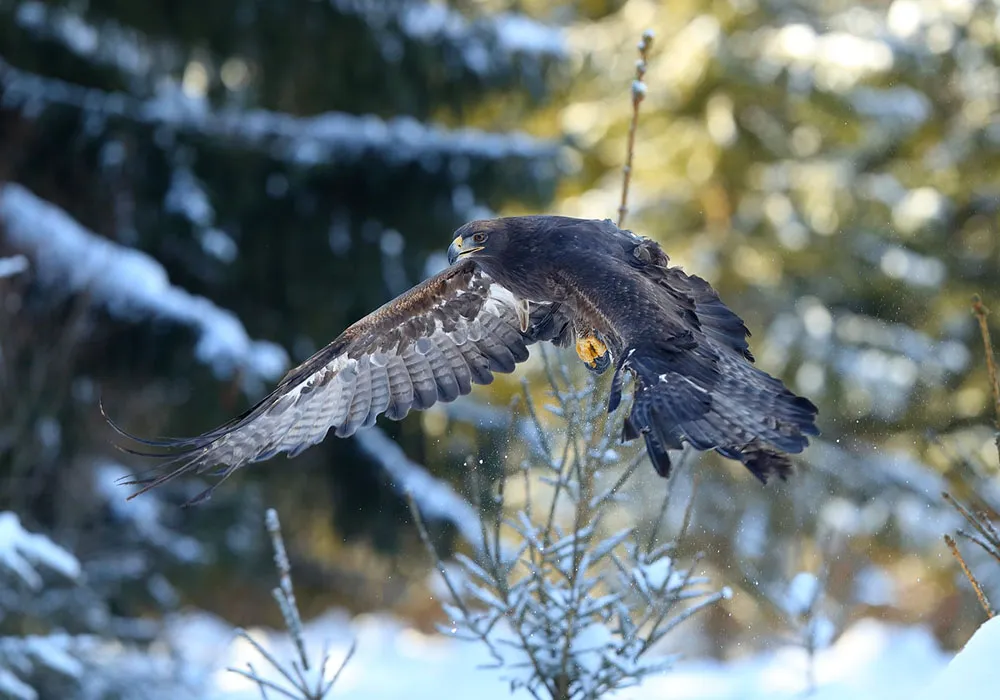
[107,216,818,504]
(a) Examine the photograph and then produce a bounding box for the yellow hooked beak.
[447,236,485,264]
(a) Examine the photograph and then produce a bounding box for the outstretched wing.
[107,259,573,503]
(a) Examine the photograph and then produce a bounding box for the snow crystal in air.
[353,427,487,552]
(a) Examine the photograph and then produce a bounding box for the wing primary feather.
[401,345,439,410]
[384,353,414,420]
[103,261,573,501]
[423,335,461,403]
[621,336,818,482]
[455,337,494,385]
[337,355,373,438]
[364,354,392,428]
[432,334,473,397]
[474,316,519,373]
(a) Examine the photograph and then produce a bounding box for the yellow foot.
[576,333,611,374]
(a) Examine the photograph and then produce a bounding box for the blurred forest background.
[1,0,1000,697]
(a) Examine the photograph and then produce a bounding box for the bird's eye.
[472,232,487,244]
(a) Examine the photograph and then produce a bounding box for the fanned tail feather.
[100,398,270,505]
[615,341,818,481]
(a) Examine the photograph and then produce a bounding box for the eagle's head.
[447,219,513,265]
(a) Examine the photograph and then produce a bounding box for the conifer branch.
[228,509,355,699]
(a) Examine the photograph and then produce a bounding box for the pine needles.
[228,509,355,699]
[408,348,726,700]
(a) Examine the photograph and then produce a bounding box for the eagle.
[107,216,818,504]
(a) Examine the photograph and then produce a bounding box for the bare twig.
[971,295,1000,464]
[617,29,655,228]
[943,492,1000,563]
[228,666,301,700]
[407,493,475,622]
[248,663,271,700]
[944,534,995,619]
[229,630,304,697]
[319,641,357,697]
[677,471,700,543]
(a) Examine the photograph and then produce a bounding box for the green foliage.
[553,0,1000,649]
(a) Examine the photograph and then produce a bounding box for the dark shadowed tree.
[0,0,568,620]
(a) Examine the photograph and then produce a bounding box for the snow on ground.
[916,615,1000,700]
[4,504,998,698]
[161,607,1000,700]
[0,183,287,386]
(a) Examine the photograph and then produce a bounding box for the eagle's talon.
[576,333,611,375]
[587,350,612,374]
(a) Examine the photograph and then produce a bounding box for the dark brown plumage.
[107,216,818,503]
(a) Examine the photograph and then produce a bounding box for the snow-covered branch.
[411,349,726,700]
[0,58,561,171]
[0,255,28,279]
[334,0,564,74]
[0,512,82,700]
[0,511,80,589]
[228,508,355,700]
[0,182,287,385]
[10,1,173,85]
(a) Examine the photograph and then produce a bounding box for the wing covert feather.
[107,259,573,503]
